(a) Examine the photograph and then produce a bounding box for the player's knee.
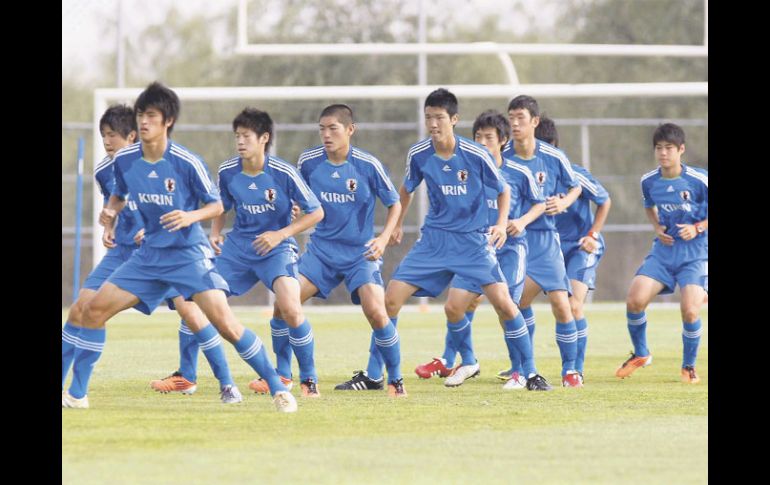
[67,300,84,325]
[444,301,466,322]
[363,306,388,328]
[570,300,583,319]
[626,294,646,314]
[81,300,107,328]
[384,293,401,317]
[279,304,303,327]
[681,306,700,323]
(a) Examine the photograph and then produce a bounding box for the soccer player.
[62,106,242,404]
[63,82,297,412]
[412,110,549,391]
[537,116,611,383]
[615,123,707,384]
[501,95,585,388]
[384,88,551,391]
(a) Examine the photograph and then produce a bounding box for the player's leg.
[615,275,665,378]
[569,280,590,381]
[443,288,482,387]
[62,288,97,390]
[679,283,707,384]
[518,276,541,348]
[545,288,581,387]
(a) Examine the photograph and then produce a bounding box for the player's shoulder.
[297,145,326,168]
[406,137,434,161]
[112,142,142,167]
[457,135,492,160]
[217,156,241,177]
[503,156,535,178]
[536,140,570,164]
[267,155,301,177]
[682,163,708,187]
[350,145,382,165]
[169,141,205,165]
[640,166,661,185]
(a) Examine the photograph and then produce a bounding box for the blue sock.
[366,317,397,380]
[374,322,402,382]
[447,317,475,365]
[61,321,80,389]
[234,329,287,396]
[289,319,317,382]
[682,319,702,368]
[465,311,476,323]
[194,324,234,388]
[178,320,199,383]
[521,307,536,348]
[575,318,588,373]
[504,314,536,377]
[270,318,293,379]
[68,327,106,399]
[442,328,458,368]
[627,311,650,357]
[555,321,578,376]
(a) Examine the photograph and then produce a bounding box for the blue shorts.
[524,230,571,293]
[215,236,299,296]
[452,238,527,305]
[107,244,229,315]
[391,227,506,298]
[561,238,605,290]
[82,244,138,290]
[298,237,383,305]
[636,239,708,295]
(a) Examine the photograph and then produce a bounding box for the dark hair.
[535,115,558,147]
[652,123,685,147]
[319,104,354,127]
[424,88,458,116]
[134,81,180,135]
[507,95,540,118]
[472,110,510,146]
[233,108,274,154]
[99,104,137,139]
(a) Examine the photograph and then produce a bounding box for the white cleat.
[502,372,527,390]
[273,391,298,413]
[220,385,243,404]
[444,362,481,387]
[62,391,89,409]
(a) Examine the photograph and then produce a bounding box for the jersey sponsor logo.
[457,169,469,183]
[346,178,358,192]
[148,170,159,179]
[535,171,546,185]
[241,202,276,214]
[680,190,691,201]
[320,191,355,203]
[440,185,468,196]
[138,193,174,206]
[487,199,498,209]
[248,182,258,190]
[659,203,692,212]
[666,185,675,192]
[331,171,340,179]
[265,188,277,202]
[164,178,176,193]
[442,164,452,172]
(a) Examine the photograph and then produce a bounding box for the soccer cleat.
[62,391,89,409]
[414,358,455,379]
[681,366,701,384]
[387,378,408,397]
[496,367,515,381]
[615,353,653,378]
[248,376,293,395]
[150,371,197,395]
[444,362,480,387]
[273,391,298,413]
[300,378,321,398]
[525,374,552,391]
[220,385,243,404]
[334,370,384,391]
[562,371,583,388]
[502,372,527,390]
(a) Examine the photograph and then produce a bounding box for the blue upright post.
[73,137,85,300]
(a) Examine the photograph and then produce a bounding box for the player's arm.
[389,185,413,246]
[253,206,324,256]
[160,201,224,232]
[508,202,546,237]
[676,218,707,241]
[489,186,510,249]
[545,185,582,215]
[365,201,402,261]
[579,197,611,253]
[209,212,228,255]
[645,206,674,246]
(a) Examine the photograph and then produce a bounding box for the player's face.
[101,127,133,158]
[474,127,505,160]
[508,108,538,143]
[654,141,685,169]
[235,127,269,161]
[319,116,353,156]
[136,107,172,143]
[424,106,458,144]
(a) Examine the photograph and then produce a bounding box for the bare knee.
[681,305,700,323]
[384,293,402,317]
[277,303,303,328]
[570,299,584,320]
[67,300,85,325]
[81,300,109,328]
[444,300,468,323]
[492,299,516,321]
[626,295,647,314]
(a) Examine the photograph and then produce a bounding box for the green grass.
[62,305,707,484]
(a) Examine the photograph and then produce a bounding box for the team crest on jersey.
[265,188,277,202]
[457,169,469,183]
[346,178,358,192]
[680,190,691,201]
[535,171,547,185]
[164,178,176,193]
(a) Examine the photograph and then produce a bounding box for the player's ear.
[348,122,356,136]
[450,113,459,126]
[679,144,685,155]
[127,130,137,143]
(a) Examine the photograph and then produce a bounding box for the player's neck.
[513,137,536,159]
[433,134,456,159]
[327,144,349,165]
[494,153,503,168]
[660,162,683,179]
[242,152,265,175]
[141,137,168,162]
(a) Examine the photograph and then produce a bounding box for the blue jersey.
[404,135,506,233]
[94,154,143,246]
[503,139,579,231]
[554,163,610,242]
[111,141,220,249]
[298,145,399,245]
[218,155,320,252]
[641,163,708,242]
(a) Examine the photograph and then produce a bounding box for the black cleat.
[525,374,553,391]
[334,370,384,391]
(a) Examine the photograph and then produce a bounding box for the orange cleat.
[248,376,293,394]
[615,353,653,379]
[150,372,197,394]
[681,366,701,384]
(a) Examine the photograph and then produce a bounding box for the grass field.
[62,304,707,484]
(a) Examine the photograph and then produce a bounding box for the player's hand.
[655,225,674,246]
[253,230,286,256]
[290,204,301,222]
[676,223,698,241]
[364,236,388,261]
[545,196,566,216]
[160,210,195,232]
[209,233,225,255]
[578,235,599,253]
[507,218,526,237]
[389,226,404,246]
[133,228,145,246]
[102,227,117,249]
[99,208,117,227]
[488,223,507,250]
